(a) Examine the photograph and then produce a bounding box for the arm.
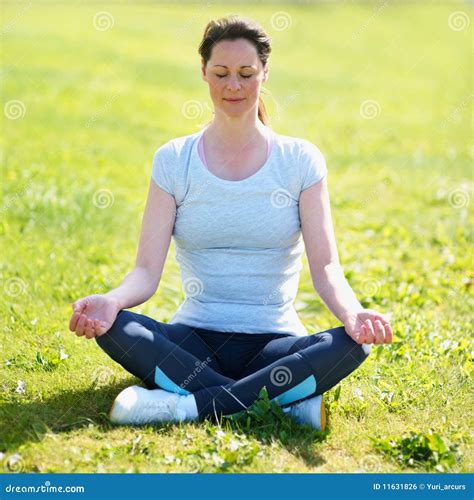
[69,178,176,339]
[299,175,363,324]
[299,175,393,344]
[105,178,176,310]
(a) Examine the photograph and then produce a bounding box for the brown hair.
[198,15,272,126]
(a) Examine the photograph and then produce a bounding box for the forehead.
[209,39,260,68]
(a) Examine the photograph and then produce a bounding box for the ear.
[201,58,207,82]
[262,64,269,83]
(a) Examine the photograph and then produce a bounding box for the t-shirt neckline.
[193,126,276,185]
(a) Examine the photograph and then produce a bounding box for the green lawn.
[1,1,472,473]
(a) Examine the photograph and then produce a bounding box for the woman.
[69,15,393,430]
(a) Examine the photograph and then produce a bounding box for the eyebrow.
[212,65,256,69]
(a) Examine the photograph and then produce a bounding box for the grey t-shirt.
[151,126,327,336]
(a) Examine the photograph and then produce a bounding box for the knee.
[333,326,372,365]
[95,309,132,350]
[95,309,158,354]
[350,335,372,366]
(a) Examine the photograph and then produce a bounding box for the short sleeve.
[299,139,328,191]
[151,143,175,196]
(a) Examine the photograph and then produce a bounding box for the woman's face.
[201,38,269,118]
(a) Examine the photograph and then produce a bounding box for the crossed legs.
[96,310,371,421]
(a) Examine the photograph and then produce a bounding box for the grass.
[1,1,473,473]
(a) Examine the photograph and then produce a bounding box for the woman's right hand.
[69,294,121,339]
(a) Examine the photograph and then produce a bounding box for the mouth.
[224,98,245,102]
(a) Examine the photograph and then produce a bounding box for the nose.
[226,74,241,92]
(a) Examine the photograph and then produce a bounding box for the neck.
[204,108,267,150]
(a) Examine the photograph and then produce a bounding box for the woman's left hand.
[342,308,393,345]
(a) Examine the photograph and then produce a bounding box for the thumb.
[73,299,87,313]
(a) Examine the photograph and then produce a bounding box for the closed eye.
[215,74,252,79]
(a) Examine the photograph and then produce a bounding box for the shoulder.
[151,130,200,196]
[153,130,200,160]
[272,131,327,191]
[272,130,325,161]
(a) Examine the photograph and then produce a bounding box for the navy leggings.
[96,310,371,421]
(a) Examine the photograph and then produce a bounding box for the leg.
[192,325,371,419]
[95,309,234,392]
[242,325,372,395]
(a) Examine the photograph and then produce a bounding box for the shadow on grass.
[0,377,135,453]
[1,380,329,468]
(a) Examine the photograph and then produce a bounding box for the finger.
[364,319,375,343]
[91,319,100,338]
[73,300,86,314]
[75,314,87,336]
[84,319,95,339]
[375,312,391,326]
[352,317,364,340]
[384,323,393,343]
[358,324,368,343]
[93,319,104,336]
[349,329,362,344]
[97,321,109,336]
[69,311,81,332]
[356,331,365,344]
[85,321,96,339]
[372,321,382,344]
[356,332,366,345]
[72,301,83,312]
[373,319,385,344]
[91,319,100,335]
[370,320,379,343]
